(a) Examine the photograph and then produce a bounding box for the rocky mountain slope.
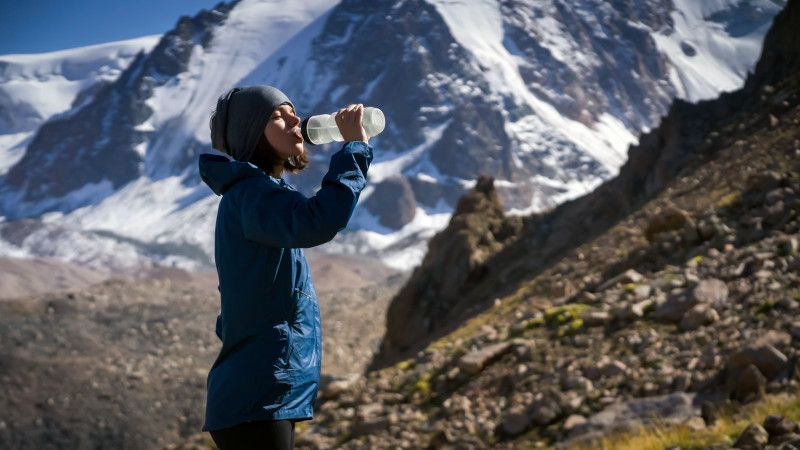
[0,252,400,450]
[374,0,800,367]
[289,0,800,447]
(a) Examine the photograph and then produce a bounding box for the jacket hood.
[199,153,266,195]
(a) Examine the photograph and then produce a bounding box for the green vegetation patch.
[544,304,591,326]
[715,192,741,209]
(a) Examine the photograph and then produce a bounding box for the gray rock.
[458,342,512,375]
[528,395,562,426]
[363,176,417,230]
[763,414,796,437]
[573,393,698,438]
[729,364,767,402]
[583,311,611,327]
[501,410,531,436]
[644,205,691,241]
[562,414,588,433]
[596,269,644,292]
[564,376,594,393]
[734,423,769,449]
[692,278,729,305]
[654,292,699,322]
[627,299,654,319]
[728,344,789,380]
[602,360,628,378]
[679,304,719,331]
[755,330,792,349]
[655,278,728,322]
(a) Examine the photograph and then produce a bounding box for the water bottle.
[301,107,385,145]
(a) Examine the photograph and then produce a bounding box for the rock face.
[364,176,416,230]
[378,176,522,358]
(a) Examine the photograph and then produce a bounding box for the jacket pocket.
[287,288,320,372]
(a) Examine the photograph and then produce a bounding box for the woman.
[198,85,372,449]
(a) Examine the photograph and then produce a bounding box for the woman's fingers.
[336,104,363,123]
[335,104,368,143]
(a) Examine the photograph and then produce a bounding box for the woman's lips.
[291,128,303,142]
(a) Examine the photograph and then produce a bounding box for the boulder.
[728,364,767,402]
[458,342,513,375]
[679,304,719,331]
[655,279,728,322]
[644,205,691,241]
[363,175,417,230]
[728,344,789,380]
[692,279,729,305]
[734,423,769,449]
[763,414,795,438]
[501,409,531,436]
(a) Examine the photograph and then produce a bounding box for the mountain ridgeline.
[0,0,785,273]
[4,4,234,209]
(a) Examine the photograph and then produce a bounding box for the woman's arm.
[239,141,373,248]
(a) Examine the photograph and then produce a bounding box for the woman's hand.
[335,104,369,143]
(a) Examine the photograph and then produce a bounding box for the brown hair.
[249,132,310,175]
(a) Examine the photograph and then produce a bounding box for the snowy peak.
[1,2,238,212]
[653,0,786,101]
[0,36,161,134]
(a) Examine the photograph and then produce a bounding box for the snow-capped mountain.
[0,0,787,272]
[0,36,160,174]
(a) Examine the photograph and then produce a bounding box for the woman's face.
[264,103,305,160]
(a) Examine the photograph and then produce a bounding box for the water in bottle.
[301,107,385,145]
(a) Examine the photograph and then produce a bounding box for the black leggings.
[210,420,295,450]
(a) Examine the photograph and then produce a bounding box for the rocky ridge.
[292,98,800,448]
[166,93,800,450]
[376,0,800,368]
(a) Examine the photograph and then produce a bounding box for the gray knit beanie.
[210,85,293,162]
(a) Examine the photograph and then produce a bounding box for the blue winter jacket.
[198,141,372,431]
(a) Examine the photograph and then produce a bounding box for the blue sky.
[0,0,225,55]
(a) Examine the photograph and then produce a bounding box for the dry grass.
[565,390,800,450]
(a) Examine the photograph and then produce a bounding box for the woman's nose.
[288,112,301,127]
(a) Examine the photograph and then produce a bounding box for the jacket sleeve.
[239,141,373,248]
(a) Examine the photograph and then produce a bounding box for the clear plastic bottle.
[301,107,385,145]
